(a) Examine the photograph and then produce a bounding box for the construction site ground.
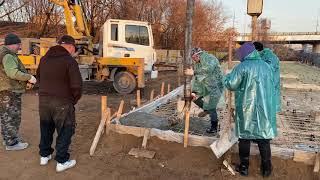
[0,62,317,180]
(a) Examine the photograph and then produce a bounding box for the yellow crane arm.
[49,0,91,39]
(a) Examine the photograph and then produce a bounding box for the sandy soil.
[0,71,317,180]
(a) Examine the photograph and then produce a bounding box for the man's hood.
[45,45,71,57]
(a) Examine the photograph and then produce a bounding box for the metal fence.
[298,52,320,67]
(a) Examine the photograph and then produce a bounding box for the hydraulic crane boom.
[49,0,91,39]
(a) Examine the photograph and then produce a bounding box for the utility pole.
[251,15,258,40]
[247,0,263,41]
[316,9,320,33]
[232,10,235,28]
[183,0,195,148]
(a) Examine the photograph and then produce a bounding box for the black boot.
[198,110,210,117]
[206,127,217,134]
[235,164,249,176]
[261,166,272,177]
[238,139,251,176]
[206,121,218,134]
[257,139,272,177]
[261,162,272,177]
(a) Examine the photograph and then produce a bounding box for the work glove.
[26,83,34,90]
[225,69,232,75]
[184,68,194,76]
[191,92,197,100]
[28,75,37,84]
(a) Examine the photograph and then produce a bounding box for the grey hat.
[4,33,21,45]
[191,47,203,56]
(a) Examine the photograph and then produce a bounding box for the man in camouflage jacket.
[0,33,37,151]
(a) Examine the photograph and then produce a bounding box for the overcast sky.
[221,0,320,33]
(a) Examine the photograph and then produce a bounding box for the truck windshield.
[125,25,150,46]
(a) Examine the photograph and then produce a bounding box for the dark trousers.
[39,97,75,163]
[193,97,218,129]
[239,139,272,170]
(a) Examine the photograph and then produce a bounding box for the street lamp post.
[247,0,263,41]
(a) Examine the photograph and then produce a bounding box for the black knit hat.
[58,35,76,47]
[253,42,264,51]
[4,33,21,45]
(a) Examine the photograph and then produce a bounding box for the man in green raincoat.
[253,42,281,112]
[224,42,277,177]
[185,48,224,134]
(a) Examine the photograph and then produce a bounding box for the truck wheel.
[113,71,137,94]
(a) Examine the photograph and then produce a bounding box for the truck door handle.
[124,54,130,57]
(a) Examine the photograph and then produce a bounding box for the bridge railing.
[239,32,320,36]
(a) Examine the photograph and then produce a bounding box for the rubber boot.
[235,163,249,176]
[237,139,250,176]
[206,121,218,134]
[257,139,272,177]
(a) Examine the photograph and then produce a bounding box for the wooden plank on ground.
[293,150,316,165]
[128,148,155,159]
[283,83,320,91]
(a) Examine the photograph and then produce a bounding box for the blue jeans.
[194,97,218,129]
[210,109,218,129]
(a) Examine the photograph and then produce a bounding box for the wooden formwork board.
[283,83,320,91]
[109,123,297,159]
[109,86,319,165]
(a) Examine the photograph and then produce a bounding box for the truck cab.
[100,19,157,77]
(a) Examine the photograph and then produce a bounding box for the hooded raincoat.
[192,52,224,110]
[260,48,281,112]
[224,50,277,139]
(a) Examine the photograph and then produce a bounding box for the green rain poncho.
[224,51,277,139]
[260,48,281,112]
[192,52,224,110]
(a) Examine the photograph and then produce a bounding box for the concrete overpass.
[236,32,320,53]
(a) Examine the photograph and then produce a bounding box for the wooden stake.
[150,89,154,101]
[101,96,107,117]
[105,108,111,135]
[101,96,107,135]
[142,129,151,149]
[136,89,141,107]
[160,82,165,96]
[183,111,190,148]
[114,100,125,123]
[314,153,320,173]
[167,84,171,94]
[90,98,109,156]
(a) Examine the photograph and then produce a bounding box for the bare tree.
[0,0,229,49]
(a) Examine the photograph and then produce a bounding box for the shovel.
[210,124,238,158]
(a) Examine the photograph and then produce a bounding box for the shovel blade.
[210,127,238,158]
